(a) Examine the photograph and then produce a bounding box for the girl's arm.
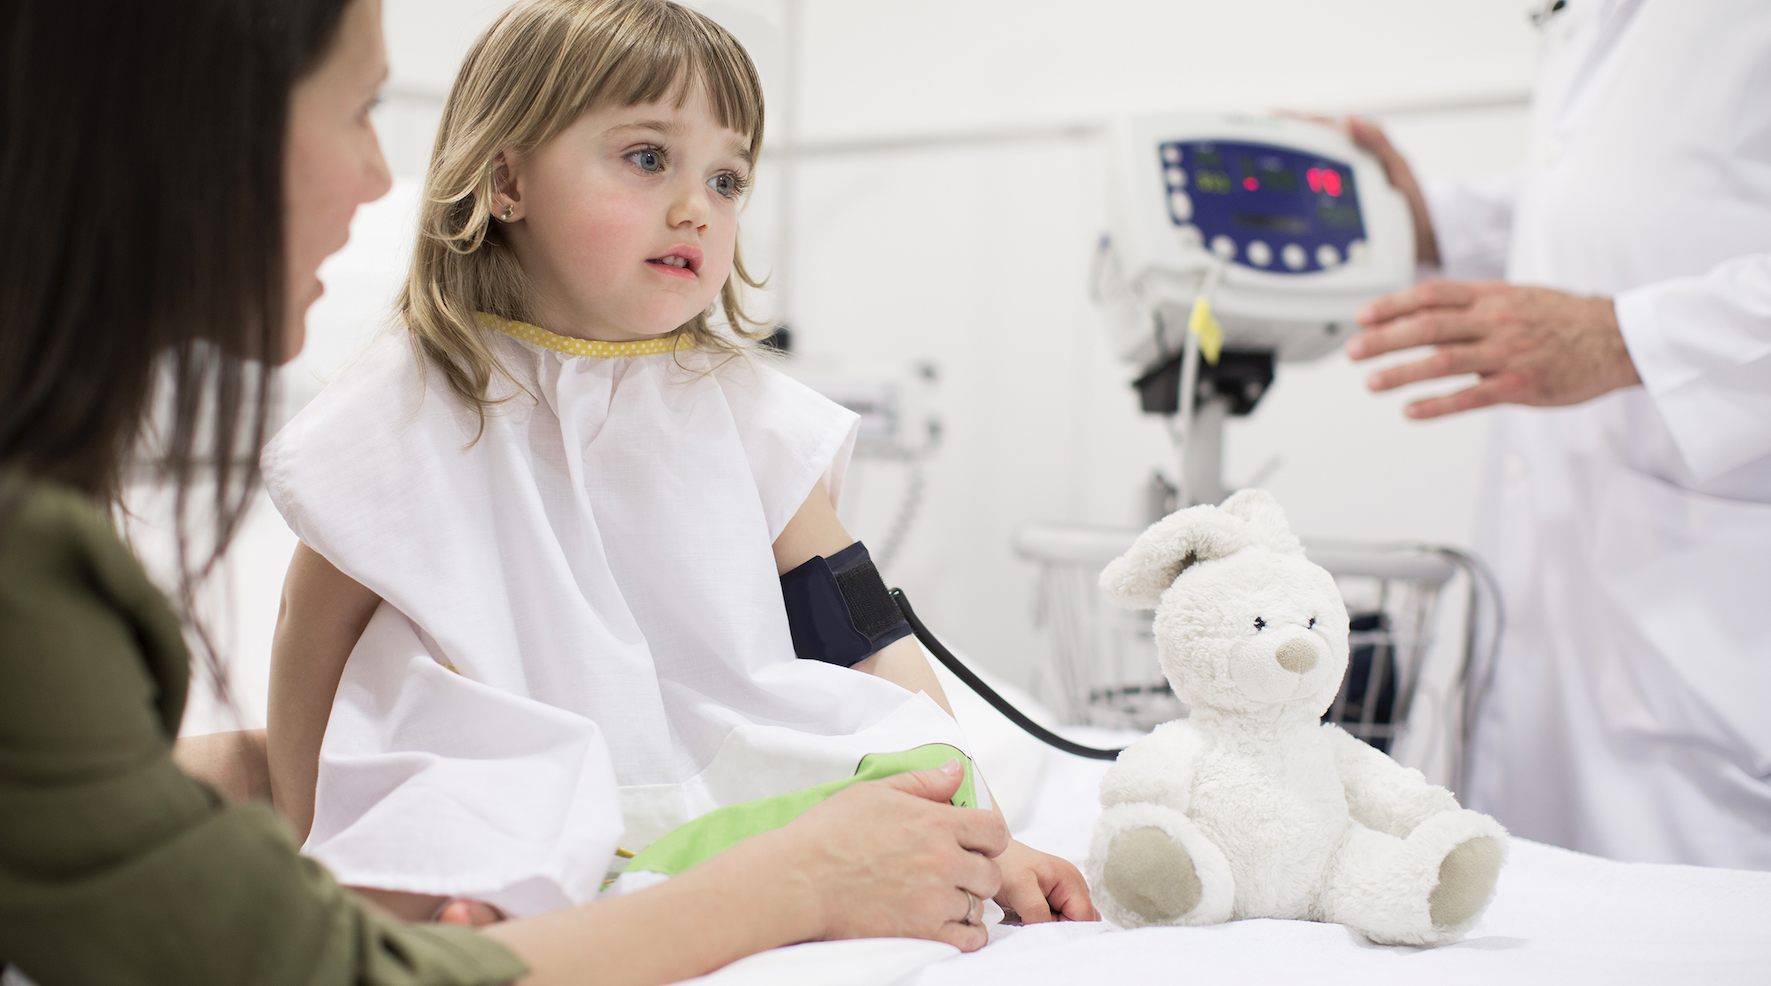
[771,482,955,715]
[267,541,382,841]
[172,728,271,802]
[772,483,1098,924]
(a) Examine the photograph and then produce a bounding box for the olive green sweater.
[0,484,528,985]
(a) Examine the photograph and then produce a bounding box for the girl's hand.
[435,898,508,927]
[782,759,1009,953]
[992,840,1098,923]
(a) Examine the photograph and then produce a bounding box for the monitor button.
[1168,190,1193,222]
[1246,240,1273,267]
[1282,244,1307,270]
[1316,244,1342,268]
[1166,166,1187,188]
[1211,235,1237,259]
[1163,145,1181,164]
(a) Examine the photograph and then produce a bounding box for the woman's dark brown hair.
[0,0,353,687]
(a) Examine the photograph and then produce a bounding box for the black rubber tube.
[890,588,1126,761]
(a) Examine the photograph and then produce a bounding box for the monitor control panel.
[1159,139,1367,275]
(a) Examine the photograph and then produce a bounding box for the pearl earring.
[501,205,514,221]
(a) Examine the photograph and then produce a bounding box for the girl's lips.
[646,245,703,279]
[646,258,698,280]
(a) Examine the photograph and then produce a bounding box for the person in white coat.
[1342,0,1771,869]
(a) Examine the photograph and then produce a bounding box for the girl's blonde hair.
[400,0,768,426]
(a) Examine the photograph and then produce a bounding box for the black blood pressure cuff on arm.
[780,540,914,667]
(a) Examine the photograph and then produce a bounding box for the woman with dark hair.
[0,0,1009,982]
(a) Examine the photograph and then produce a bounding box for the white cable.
[1171,260,1225,507]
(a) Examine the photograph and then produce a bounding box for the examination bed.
[681,659,1771,986]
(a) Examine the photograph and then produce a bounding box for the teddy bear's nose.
[1276,637,1318,674]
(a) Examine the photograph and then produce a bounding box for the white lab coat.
[1427,0,1771,868]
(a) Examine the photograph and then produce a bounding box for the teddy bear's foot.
[1323,809,1508,946]
[1086,802,1234,928]
[1429,835,1505,928]
[1104,827,1201,922]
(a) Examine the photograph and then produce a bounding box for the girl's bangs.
[574,7,763,150]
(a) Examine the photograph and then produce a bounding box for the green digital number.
[1196,171,1232,194]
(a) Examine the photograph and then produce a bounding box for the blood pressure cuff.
[780,540,913,667]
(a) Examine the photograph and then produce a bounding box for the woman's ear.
[1099,504,1253,609]
[489,151,524,222]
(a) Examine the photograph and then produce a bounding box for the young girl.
[265,0,1093,925]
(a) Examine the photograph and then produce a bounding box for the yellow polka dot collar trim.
[475,312,694,358]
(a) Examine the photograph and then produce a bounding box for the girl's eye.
[629,148,665,173]
[708,171,748,199]
[1253,617,1266,631]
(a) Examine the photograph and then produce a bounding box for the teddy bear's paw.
[1429,835,1505,928]
[1321,809,1508,946]
[1104,827,1201,923]
[1087,803,1235,928]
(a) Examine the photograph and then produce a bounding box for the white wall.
[181,0,1545,733]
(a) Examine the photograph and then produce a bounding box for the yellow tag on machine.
[1091,113,1415,506]
[1188,293,1224,366]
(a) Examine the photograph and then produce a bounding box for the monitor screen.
[1157,138,1366,273]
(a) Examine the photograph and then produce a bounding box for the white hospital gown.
[262,315,967,915]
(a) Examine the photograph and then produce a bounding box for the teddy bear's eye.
[1253,617,1266,631]
[1308,617,1316,629]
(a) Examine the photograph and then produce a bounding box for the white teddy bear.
[1084,489,1507,946]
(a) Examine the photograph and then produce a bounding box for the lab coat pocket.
[1590,464,1771,775]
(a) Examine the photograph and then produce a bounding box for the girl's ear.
[1098,503,1253,610]
[490,151,523,222]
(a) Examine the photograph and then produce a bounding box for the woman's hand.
[784,759,1009,952]
[992,839,1097,923]
[484,759,1010,985]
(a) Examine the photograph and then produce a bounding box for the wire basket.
[1013,524,1486,779]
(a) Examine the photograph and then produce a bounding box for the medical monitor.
[1096,114,1414,371]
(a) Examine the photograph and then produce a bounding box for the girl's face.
[496,85,753,342]
[284,0,392,363]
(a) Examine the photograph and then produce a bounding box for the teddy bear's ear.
[1098,503,1254,609]
[1218,488,1304,556]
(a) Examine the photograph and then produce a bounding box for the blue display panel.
[1159,140,1365,274]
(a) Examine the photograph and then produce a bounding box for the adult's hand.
[483,759,1008,986]
[1342,116,1439,268]
[787,759,1009,953]
[1287,114,1439,267]
[1348,279,1641,419]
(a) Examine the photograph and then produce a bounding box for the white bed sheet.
[678,658,1771,986]
[914,837,1771,986]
